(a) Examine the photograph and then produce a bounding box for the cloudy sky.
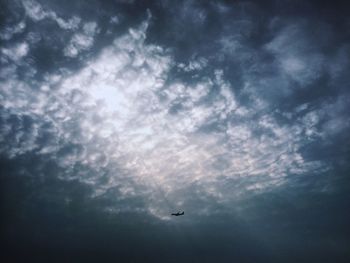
[1,0,350,262]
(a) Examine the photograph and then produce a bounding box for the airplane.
[171,211,184,216]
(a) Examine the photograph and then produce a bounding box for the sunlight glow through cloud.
[45,16,328,219]
[0,9,342,220]
[1,2,350,261]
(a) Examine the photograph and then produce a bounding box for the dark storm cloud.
[1,0,350,262]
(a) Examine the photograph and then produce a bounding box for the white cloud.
[56,16,81,30]
[0,21,26,41]
[22,0,81,30]
[63,22,98,57]
[0,15,333,219]
[1,42,29,62]
[178,57,208,72]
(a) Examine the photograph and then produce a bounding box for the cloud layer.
[1,1,350,221]
[0,0,350,262]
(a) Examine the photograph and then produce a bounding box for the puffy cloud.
[1,2,350,262]
[1,42,29,62]
[22,0,81,30]
[63,22,99,57]
[1,5,349,222]
[0,21,26,41]
[177,57,208,72]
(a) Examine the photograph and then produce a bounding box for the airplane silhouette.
[171,211,184,216]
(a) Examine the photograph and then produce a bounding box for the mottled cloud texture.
[1,0,350,262]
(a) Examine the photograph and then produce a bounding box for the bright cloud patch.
[1,42,29,62]
[0,17,330,220]
[23,0,81,30]
[64,22,98,57]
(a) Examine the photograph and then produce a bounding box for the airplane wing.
[171,211,184,216]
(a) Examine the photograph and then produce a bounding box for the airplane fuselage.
[171,212,184,216]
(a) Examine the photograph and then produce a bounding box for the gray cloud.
[1,11,343,221]
[1,1,350,262]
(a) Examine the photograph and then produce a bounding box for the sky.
[1,0,350,262]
